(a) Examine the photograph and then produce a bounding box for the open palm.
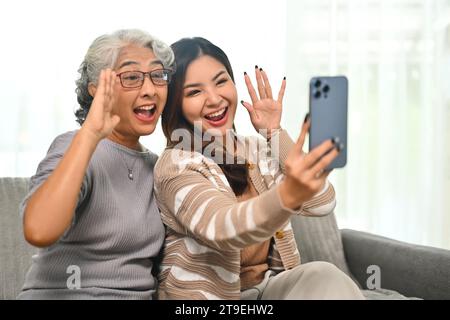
[82,69,120,141]
[241,67,286,135]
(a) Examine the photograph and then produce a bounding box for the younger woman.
[154,37,363,300]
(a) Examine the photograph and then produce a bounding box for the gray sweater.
[17,131,165,299]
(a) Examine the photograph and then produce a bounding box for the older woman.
[17,29,174,299]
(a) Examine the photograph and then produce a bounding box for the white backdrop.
[0,0,286,175]
[0,0,449,250]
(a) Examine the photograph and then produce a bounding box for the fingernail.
[259,68,263,71]
[283,76,286,80]
[240,100,244,106]
[244,71,247,76]
[255,65,258,69]
[332,136,340,144]
[335,142,344,152]
[303,113,310,123]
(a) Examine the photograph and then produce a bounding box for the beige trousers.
[241,261,365,300]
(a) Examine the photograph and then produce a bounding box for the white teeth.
[205,107,227,118]
[136,105,155,111]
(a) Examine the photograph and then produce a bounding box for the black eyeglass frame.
[116,69,173,88]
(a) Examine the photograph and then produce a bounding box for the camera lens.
[314,90,321,98]
[314,80,322,88]
[323,84,330,93]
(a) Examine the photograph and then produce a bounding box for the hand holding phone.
[309,76,348,169]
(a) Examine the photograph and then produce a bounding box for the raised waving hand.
[241,66,286,135]
[82,69,121,141]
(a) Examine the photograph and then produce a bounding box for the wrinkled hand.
[241,67,286,135]
[81,69,120,142]
[279,118,338,209]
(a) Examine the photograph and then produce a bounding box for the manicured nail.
[240,100,244,106]
[336,143,344,152]
[283,76,286,80]
[255,65,258,69]
[303,113,310,123]
[259,68,263,71]
[244,71,247,76]
[332,136,340,144]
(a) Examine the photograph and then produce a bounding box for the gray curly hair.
[75,29,175,125]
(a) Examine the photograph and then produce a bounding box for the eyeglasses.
[116,69,173,88]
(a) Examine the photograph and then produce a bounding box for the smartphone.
[309,76,348,169]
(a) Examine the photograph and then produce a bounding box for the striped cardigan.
[154,129,336,300]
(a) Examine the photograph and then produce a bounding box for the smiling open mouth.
[133,105,158,124]
[204,107,228,122]
[134,105,157,118]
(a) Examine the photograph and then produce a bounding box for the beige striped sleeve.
[267,129,336,217]
[154,149,297,251]
[270,128,293,175]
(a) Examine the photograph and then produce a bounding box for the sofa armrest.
[341,229,450,300]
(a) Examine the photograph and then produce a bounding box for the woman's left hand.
[241,66,286,136]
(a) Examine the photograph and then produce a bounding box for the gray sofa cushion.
[342,229,450,300]
[290,214,424,299]
[290,212,357,285]
[0,177,35,300]
[361,288,421,300]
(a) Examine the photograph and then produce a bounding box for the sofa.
[1,177,449,300]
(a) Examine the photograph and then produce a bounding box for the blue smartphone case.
[309,76,348,169]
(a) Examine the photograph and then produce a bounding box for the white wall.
[0,0,286,176]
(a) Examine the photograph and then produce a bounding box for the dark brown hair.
[161,37,249,196]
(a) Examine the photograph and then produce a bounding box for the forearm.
[268,129,294,174]
[300,180,336,216]
[278,179,336,216]
[24,129,99,247]
[155,148,297,251]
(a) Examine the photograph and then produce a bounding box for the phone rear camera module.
[314,80,322,88]
[314,90,321,99]
[323,84,330,93]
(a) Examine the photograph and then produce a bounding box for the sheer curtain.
[284,0,450,249]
